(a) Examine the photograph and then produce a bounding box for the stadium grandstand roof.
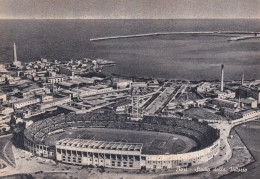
[56,138,143,152]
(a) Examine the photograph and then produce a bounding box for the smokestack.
[221,64,224,92]
[241,72,244,85]
[13,43,17,62]
[238,97,241,108]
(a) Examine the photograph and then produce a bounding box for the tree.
[2,128,6,133]
[10,115,16,131]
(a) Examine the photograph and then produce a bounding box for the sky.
[0,0,259,19]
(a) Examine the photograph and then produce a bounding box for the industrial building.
[239,86,260,103]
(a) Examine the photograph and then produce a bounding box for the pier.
[90,31,260,42]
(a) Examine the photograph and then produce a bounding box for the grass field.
[44,128,197,155]
[183,107,222,120]
[235,121,260,161]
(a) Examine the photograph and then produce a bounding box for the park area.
[183,107,223,121]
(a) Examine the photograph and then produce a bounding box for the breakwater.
[90,31,260,41]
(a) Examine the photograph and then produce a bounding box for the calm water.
[0,19,259,80]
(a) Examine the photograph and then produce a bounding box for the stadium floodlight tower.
[130,84,143,120]
[131,96,139,116]
[131,95,144,119]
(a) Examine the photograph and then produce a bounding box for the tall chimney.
[13,43,17,62]
[221,64,224,92]
[241,72,244,85]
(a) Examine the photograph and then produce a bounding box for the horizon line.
[0,17,259,20]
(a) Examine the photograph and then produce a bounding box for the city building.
[117,81,131,89]
[221,108,242,119]
[239,97,258,108]
[0,64,7,73]
[216,90,236,99]
[40,95,53,103]
[0,114,11,124]
[212,98,238,108]
[0,107,14,115]
[0,76,5,84]
[131,82,147,88]
[221,107,260,119]
[74,87,114,97]
[0,93,7,103]
[13,98,41,109]
[197,82,212,93]
[46,76,64,84]
[23,109,46,119]
[38,96,71,110]
[147,80,160,88]
[239,86,260,103]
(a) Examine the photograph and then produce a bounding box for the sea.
[0,19,259,81]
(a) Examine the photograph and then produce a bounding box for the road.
[0,134,15,173]
[144,86,177,115]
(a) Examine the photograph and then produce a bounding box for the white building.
[13,98,40,109]
[41,95,53,103]
[0,93,7,102]
[0,114,11,124]
[222,108,260,119]
[0,76,5,84]
[47,77,64,84]
[131,82,147,88]
[240,98,258,109]
[216,90,236,99]
[39,96,71,110]
[75,87,113,97]
[0,107,14,115]
[197,82,212,92]
[0,64,7,72]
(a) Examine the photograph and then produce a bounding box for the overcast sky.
[0,0,259,19]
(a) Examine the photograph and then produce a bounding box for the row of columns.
[56,148,141,169]
[24,138,54,158]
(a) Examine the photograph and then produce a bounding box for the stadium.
[23,112,220,170]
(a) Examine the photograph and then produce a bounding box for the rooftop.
[56,138,143,152]
[13,97,38,104]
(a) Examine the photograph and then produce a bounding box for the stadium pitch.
[44,128,197,155]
